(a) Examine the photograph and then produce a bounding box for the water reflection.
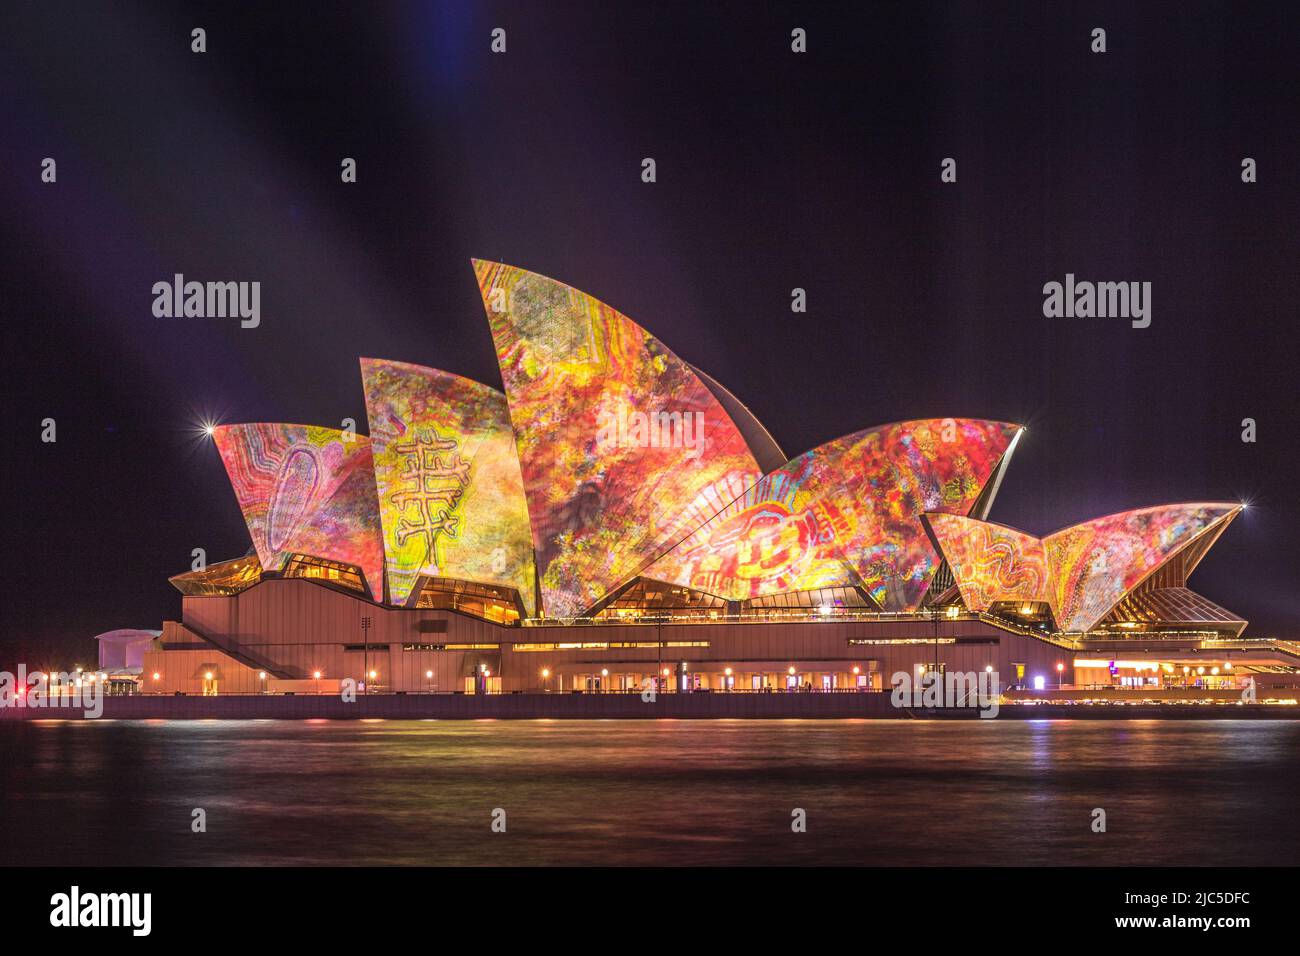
[1,719,1296,866]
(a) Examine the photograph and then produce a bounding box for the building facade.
[135,262,1298,698]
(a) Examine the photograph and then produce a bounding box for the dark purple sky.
[3,2,1297,665]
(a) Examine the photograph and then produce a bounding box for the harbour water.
[2,719,1296,866]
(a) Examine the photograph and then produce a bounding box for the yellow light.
[946,605,959,619]
[851,665,860,675]
[788,666,796,675]
[540,668,549,679]
[1224,662,1233,670]
[152,672,160,681]
[258,671,266,680]
[661,668,670,677]
[985,665,993,673]
[1075,659,1162,669]
[204,672,212,680]
[1211,667,1220,676]
[368,670,377,679]
[601,668,609,677]
[1197,667,1205,675]
[724,667,733,676]
[426,669,434,679]
[484,669,491,677]
[313,670,322,679]
[1020,603,1033,615]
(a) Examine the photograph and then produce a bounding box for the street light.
[360,615,372,695]
[1056,662,1064,689]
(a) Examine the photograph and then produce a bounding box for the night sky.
[3,2,1297,667]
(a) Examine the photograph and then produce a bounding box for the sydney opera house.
[138,261,1300,698]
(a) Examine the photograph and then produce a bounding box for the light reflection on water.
[1,719,1296,866]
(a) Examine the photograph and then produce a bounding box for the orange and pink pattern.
[648,419,1020,608]
[474,260,759,617]
[213,424,384,598]
[921,514,1049,610]
[926,503,1241,631]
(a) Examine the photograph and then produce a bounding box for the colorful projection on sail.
[213,424,384,597]
[474,260,759,617]
[360,358,536,613]
[925,503,1241,631]
[647,419,1019,607]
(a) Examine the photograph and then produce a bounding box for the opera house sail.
[143,261,1274,699]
